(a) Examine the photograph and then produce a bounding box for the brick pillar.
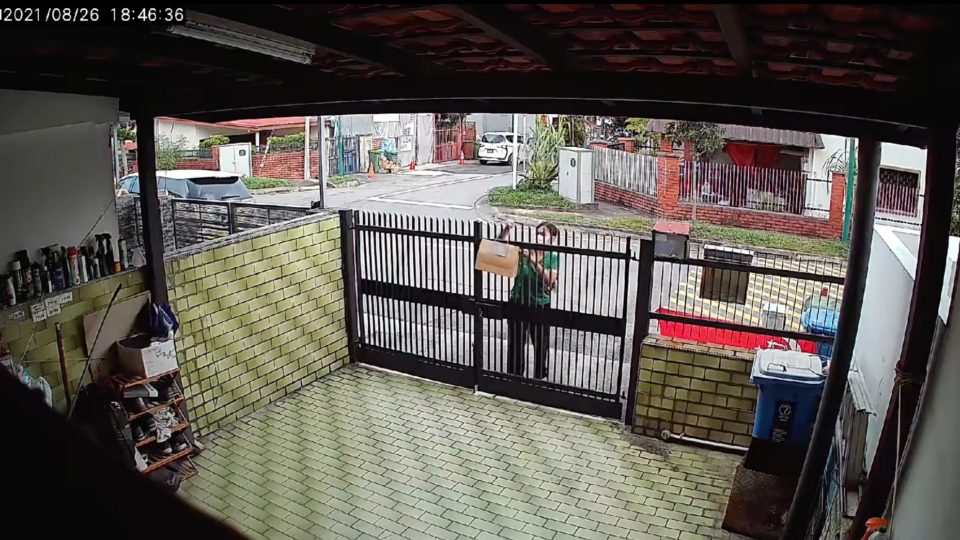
[827,171,847,239]
[656,152,681,219]
[212,145,220,163]
[659,138,673,153]
[618,137,636,153]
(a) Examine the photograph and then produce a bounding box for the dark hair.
[537,222,559,237]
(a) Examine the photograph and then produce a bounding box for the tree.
[625,117,657,147]
[559,116,586,147]
[156,135,188,170]
[663,121,724,159]
[199,134,230,149]
[519,120,566,190]
[116,123,136,142]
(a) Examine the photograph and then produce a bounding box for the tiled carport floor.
[180,364,743,540]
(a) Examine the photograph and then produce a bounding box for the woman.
[498,221,560,379]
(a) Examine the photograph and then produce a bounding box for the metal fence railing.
[169,199,314,249]
[680,161,832,217]
[593,146,658,196]
[647,244,846,351]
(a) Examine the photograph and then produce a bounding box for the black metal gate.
[345,210,632,419]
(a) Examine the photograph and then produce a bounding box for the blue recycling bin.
[751,350,826,446]
[801,307,839,359]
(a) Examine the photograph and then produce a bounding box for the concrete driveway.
[256,163,514,221]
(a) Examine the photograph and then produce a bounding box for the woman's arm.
[498,221,514,241]
[524,252,559,291]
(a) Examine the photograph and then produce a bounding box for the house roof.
[1,4,957,146]
[648,119,825,149]
[216,117,317,131]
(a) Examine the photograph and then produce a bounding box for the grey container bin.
[699,244,754,304]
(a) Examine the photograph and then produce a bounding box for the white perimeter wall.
[0,90,120,261]
[811,135,927,187]
[853,225,959,476]
[893,285,960,537]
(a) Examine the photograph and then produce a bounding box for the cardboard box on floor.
[475,239,520,278]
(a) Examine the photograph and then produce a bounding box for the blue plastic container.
[801,307,839,359]
[750,350,826,446]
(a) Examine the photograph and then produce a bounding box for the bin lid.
[753,349,824,383]
[801,308,839,335]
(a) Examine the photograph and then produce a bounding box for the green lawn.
[488,187,574,210]
[328,175,355,186]
[519,210,849,259]
[243,177,293,190]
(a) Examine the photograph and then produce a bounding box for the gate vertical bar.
[616,237,632,397]
[473,220,483,386]
[339,210,360,363]
[625,239,653,427]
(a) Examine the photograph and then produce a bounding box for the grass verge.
[328,175,355,186]
[243,177,293,190]
[488,187,574,210]
[519,210,849,258]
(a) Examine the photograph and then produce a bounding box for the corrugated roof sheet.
[649,119,823,149]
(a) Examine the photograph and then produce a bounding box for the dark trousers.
[507,319,549,378]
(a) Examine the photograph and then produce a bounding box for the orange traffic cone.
[410,159,416,171]
[367,162,374,178]
[458,148,465,165]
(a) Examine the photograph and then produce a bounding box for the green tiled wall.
[0,271,148,412]
[166,214,349,435]
[634,336,758,447]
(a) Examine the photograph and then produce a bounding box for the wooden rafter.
[713,5,754,75]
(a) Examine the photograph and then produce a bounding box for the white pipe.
[303,116,311,180]
[659,429,748,454]
[318,116,327,208]
[511,113,519,189]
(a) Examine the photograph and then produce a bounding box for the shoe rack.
[111,367,197,478]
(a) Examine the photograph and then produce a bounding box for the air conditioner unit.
[558,147,593,204]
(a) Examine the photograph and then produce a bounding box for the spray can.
[31,264,43,297]
[89,243,101,280]
[50,250,65,291]
[105,234,118,274]
[60,246,71,287]
[9,261,24,299]
[77,248,88,283]
[2,273,16,307]
[15,250,34,298]
[118,239,128,272]
[95,235,108,277]
[67,247,81,286]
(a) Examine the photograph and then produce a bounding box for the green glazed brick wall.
[0,271,148,412]
[634,336,758,447]
[166,213,349,435]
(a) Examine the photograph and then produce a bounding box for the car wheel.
[479,160,488,165]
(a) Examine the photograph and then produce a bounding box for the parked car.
[117,170,254,202]
[478,132,527,165]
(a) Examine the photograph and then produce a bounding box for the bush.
[243,177,293,190]
[488,187,573,209]
[520,120,566,190]
[328,176,354,186]
[267,133,305,151]
[199,135,230,149]
[155,135,188,170]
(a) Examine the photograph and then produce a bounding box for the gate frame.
[343,211,637,420]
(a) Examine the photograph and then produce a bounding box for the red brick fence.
[594,144,847,239]
[127,146,320,180]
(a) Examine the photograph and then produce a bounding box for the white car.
[478,132,527,165]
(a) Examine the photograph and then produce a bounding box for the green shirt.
[510,252,559,306]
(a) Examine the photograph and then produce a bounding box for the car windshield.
[186,176,252,200]
[481,134,506,143]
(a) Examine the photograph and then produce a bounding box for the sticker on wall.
[45,297,61,317]
[7,310,25,321]
[56,292,73,306]
[31,303,47,323]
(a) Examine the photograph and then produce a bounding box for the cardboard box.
[117,334,178,378]
[475,239,520,278]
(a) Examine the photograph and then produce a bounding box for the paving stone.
[180,365,738,540]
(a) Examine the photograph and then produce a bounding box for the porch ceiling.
[1,4,956,145]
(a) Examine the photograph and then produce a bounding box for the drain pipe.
[781,139,880,540]
[660,429,747,454]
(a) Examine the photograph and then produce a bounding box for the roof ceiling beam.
[713,5,754,75]
[443,5,578,71]
[332,4,447,23]
[190,4,441,76]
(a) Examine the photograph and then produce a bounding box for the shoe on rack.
[157,441,173,456]
[157,378,182,402]
[131,424,147,442]
[170,432,189,452]
[139,416,157,435]
[125,398,148,415]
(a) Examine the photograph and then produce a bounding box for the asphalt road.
[255,162,514,220]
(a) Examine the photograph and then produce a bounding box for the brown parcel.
[475,239,519,278]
